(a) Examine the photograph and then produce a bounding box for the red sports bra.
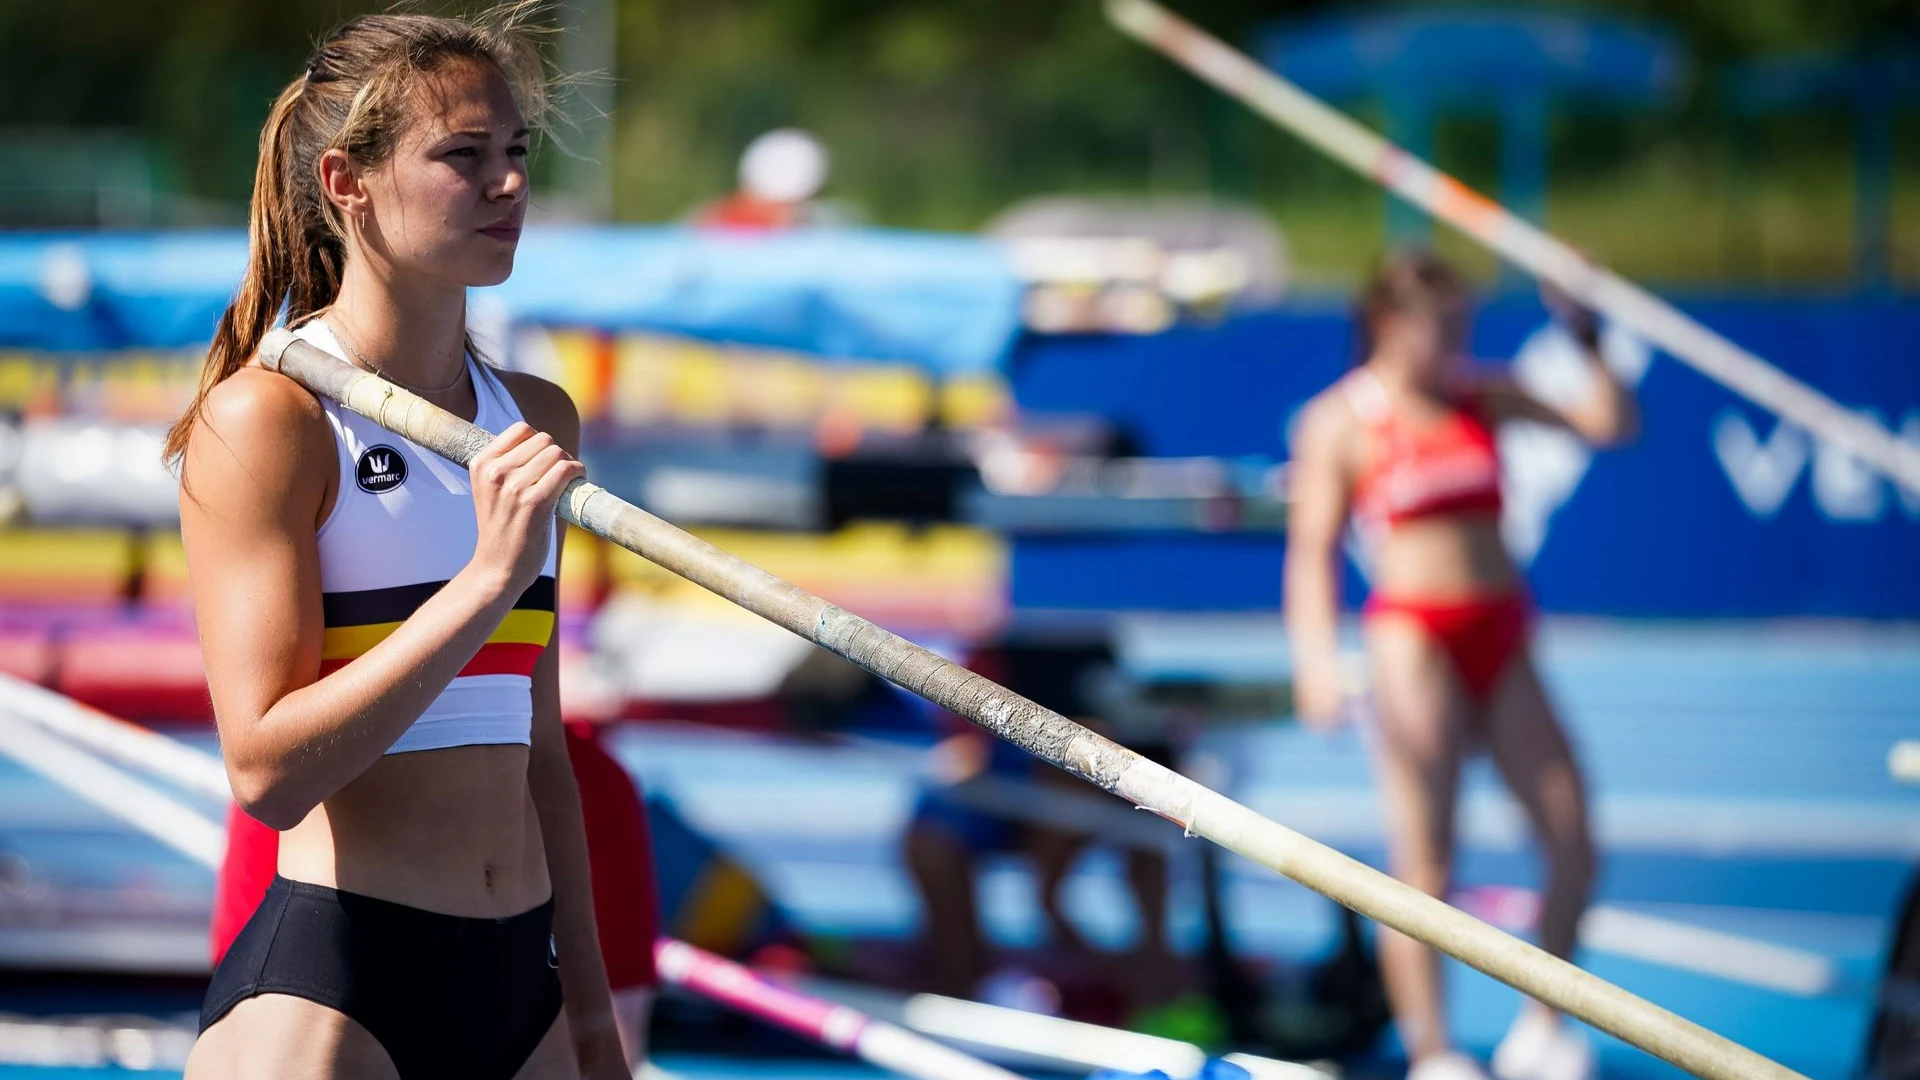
[1343,368,1503,528]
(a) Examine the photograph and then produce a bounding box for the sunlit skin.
[180,58,629,1080]
[1284,285,1635,1068]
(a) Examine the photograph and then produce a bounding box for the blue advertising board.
[0,228,1022,375]
[1010,295,1920,618]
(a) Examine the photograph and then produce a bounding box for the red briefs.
[209,720,660,991]
[1364,591,1530,703]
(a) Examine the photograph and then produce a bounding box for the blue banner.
[1010,296,1920,618]
[0,227,1023,375]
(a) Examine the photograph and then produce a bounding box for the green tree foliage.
[8,1,1916,278]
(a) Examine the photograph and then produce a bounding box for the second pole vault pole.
[258,328,1806,1080]
[1105,0,1920,496]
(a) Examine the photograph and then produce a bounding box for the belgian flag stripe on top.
[321,575,555,628]
[316,575,556,678]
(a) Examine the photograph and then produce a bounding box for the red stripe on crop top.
[1343,368,1503,528]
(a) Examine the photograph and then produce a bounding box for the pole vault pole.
[256,328,1807,1080]
[0,675,1833,1001]
[0,680,1327,1079]
[1104,0,1920,496]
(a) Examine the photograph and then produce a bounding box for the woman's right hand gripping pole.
[465,421,586,596]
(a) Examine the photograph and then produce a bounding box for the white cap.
[739,128,830,203]
[40,243,91,312]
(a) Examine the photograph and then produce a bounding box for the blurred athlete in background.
[1285,251,1637,1080]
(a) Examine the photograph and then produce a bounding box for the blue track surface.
[0,621,1916,1079]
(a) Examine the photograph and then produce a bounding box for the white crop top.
[296,319,559,756]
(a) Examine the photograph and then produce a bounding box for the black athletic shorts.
[201,876,564,1079]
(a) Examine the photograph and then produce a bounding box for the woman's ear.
[317,148,369,221]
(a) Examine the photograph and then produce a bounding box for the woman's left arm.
[1482,290,1640,448]
[507,372,626,1079]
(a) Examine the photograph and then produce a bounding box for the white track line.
[1457,886,1838,998]
[0,708,223,868]
[0,673,229,800]
[1584,906,1835,998]
[0,1014,196,1071]
[800,976,1333,1079]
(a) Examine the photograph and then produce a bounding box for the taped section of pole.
[1104,0,1920,497]
[257,329,1807,1080]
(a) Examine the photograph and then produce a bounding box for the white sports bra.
[295,319,558,756]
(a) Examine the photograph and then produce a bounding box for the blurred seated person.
[903,640,1181,1013]
[696,128,832,232]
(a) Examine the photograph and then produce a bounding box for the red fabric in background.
[209,802,277,965]
[565,719,660,989]
[59,630,211,724]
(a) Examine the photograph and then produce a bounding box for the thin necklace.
[331,323,469,396]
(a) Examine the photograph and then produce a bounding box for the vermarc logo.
[355,445,408,494]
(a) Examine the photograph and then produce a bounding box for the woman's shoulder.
[199,365,332,442]
[1292,379,1365,458]
[1302,373,1370,430]
[490,367,581,447]
[182,367,335,499]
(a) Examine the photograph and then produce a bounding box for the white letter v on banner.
[1713,410,1808,519]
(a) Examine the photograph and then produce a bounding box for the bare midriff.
[276,743,548,918]
[1368,512,1519,601]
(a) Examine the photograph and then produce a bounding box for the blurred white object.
[16,420,177,525]
[39,243,91,312]
[1161,249,1250,304]
[0,417,22,524]
[974,967,1062,1017]
[1491,1009,1593,1080]
[1002,237,1163,286]
[740,128,831,203]
[986,195,1289,304]
[1893,740,1920,784]
[1409,1052,1492,1080]
[1096,284,1174,334]
[591,595,817,702]
[640,467,821,529]
[1499,321,1652,565]
[467,292,513,363]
